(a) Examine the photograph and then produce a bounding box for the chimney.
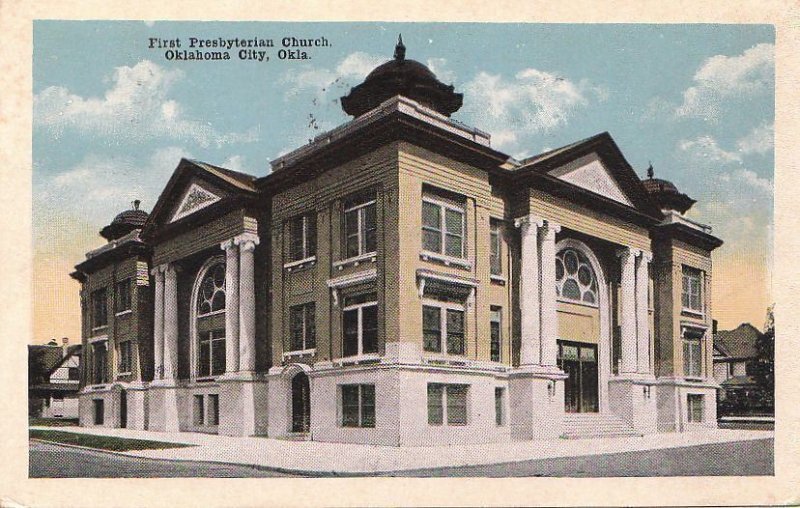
[712,319,718,336]
[61,337,69,356]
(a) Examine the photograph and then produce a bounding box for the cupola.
[340,35,463,118]
[100,200,149,241]
[641,163,696,215]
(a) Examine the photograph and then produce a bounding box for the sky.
[32,22,774,344]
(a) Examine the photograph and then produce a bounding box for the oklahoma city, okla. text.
[147,36,330,61]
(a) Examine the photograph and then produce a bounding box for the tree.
[751,305,775,413]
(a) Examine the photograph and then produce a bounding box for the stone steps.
[562,413,642,439]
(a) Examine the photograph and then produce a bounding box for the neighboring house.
[713,323,767,414]
[71,37,723,444]
[29,340,82,418]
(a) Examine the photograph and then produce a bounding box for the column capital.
[639,250,653,263]
[164,263,180,278]
[616,247,640,259]
[150,263,169,276]
[220,238,237,251]
[542,219,560,237]
[234,232,260,252]
[514,214,544,230]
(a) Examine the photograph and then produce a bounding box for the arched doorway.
[291,372,310,433]
[555,242,608,413]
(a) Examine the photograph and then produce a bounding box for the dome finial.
[133,199,141,210]
[394,34,406,61]
[646,161,654,179]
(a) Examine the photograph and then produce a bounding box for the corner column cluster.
[616,247,652,376]
[514,215,561,369]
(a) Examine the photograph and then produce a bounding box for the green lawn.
[29,417,79,427]
[29,429,194,452]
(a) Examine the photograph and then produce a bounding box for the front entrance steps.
[562,412,642,439]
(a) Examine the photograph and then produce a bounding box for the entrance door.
[291,372,310,433]
[558,341,599,413]
[119,389,127,428]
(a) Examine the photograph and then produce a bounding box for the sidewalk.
[29,425,773,475]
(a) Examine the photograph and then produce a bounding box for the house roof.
[721,375,757,387]
[28,345,64,373]
[714,323,762,360]
[46,344,82,377]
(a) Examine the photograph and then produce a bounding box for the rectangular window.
[427,383,469,426]
[199,329,226,377]
[683,330,703,378]
[342,294,378,357]
[114,278,132,314]
[91,288,108,329]
[341,384,376,428]
[421,197,465,259]
[208,394,220,426]
[289,303,316,351]
[490,221,502,276]
[344,198,377,259]
[118,340,132,374]
[495,387,505,426]
[93,399,104,425]
[289,213,317,262]
[68,367,79,381]
[193,395,205,426]
[682,267,703,313]
[422,300,465,355]
[91,342,108,384]
[687,394,704,423]
[490,307,502,362]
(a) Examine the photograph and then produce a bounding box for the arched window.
[556,248,598,306]
[196,260,226,377]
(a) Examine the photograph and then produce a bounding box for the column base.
[217,371,269,437]
[608,374,658,434]
[147,381,181,432]
[508,366,566,440]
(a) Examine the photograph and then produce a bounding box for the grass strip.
[30,429,194,451]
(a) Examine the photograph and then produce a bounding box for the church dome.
[100,200,149,240]
[641,165,696,214]
[340,35,463,118]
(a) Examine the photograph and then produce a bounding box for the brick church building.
[71,37,722,444]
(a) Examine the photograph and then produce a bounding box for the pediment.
[170,182,221,223]
[549,153,633,207]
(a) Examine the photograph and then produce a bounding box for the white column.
[236,233,260,372]
[617,247,639,374]
[163,264,179,380]
[514,215,543,366]
[151,265,165,380]
[539,220,561,367]
[636,251,652,374]
[221,239,240,373]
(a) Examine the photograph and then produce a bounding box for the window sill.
[681,309,705,319]
[283,348,316,358]
[420,251,471,270]
[684,376,705,382]
[490,274,506,285]
[195,376,220,383]
[117,372,132,377]
[115,309,132,317]
[91,325,108,333]
[284,256,317,272]
[423,354,470,367]
[557,297,600,309]
[198,309,226,318]
[334,353,381,366]
[334,252,377,271]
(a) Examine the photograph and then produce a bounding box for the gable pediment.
[549,153,633,207]
[170,182,222,223]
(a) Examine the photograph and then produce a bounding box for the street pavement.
[29,441,295,478]
[30,438,773,478]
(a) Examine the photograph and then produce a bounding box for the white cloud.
[676,43,774,121]
[678,135,742,164]
[281,51,385,101]
[460,69,604,153]
[426,57,456,84]
[737,123,774,155]
[34,60,258,148]
[221,154,245,172]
